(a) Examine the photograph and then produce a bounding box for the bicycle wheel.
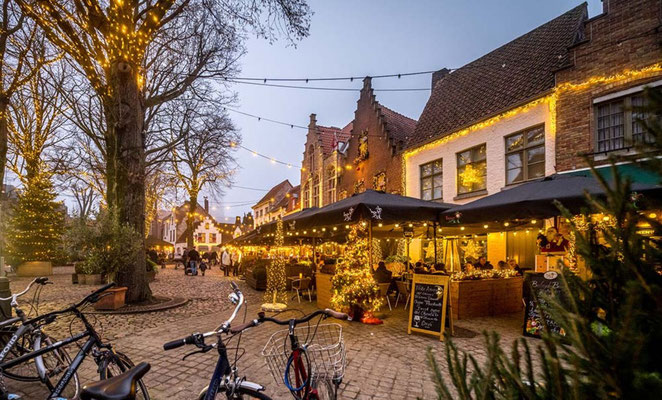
[198,385,272,400]
[0,328,41,382]
[37,334,79,399]
[99,351,150,400]
[310,376,335,400]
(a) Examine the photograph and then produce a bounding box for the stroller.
[199,261,208,276]
[185,261,199,276]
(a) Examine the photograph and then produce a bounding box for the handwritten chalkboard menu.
[523,271,566,338]
[408,274,450,341]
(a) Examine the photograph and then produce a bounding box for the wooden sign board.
[523,271,566,338]
[407,274,450,341]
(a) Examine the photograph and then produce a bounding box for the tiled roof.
[318,123,352,155]
[379,105,417,144]
[409,4,587,150]
[254,179,292,207]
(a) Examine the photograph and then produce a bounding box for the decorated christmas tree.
[331,224,382,321]
[6,174,64,266]
[263,218,287,309]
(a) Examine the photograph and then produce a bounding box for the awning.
[441,173,662,225]
[287,190,454,229]
[145,237,174,248]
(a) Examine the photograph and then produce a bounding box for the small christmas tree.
[6,174,64,265]
[331,224,382,321]
[263,219,287,310]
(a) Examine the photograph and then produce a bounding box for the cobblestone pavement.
[5,266,537,399]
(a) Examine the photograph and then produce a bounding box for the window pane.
[433,175,443,187]
[422,177,432,190]
[506,134,523,152]
[528,162,545,179]
[527,145,545,165]
[422,189,432,200]
[433,160,443,174]
[527,126,545,145]
[433,187,443,200]
[472,145,486,161]
[474,161,487,190]
[457,151,471,166]
[507,153,522,170]
[507,168,522,184]
[421,163,432,177]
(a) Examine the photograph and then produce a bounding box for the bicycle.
[0,277,79,398]
[0,282,150,400]
[256,309,348,400]
[163,282,270,399]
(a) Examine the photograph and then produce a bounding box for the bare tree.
[169,100,239,247]
[71,184,98,220]
[17,0,311,302]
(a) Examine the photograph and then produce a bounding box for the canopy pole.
[433,222,438,265]
[368,220,373,269]
[312,237,316,266]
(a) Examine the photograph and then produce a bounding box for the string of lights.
[232,143,298,169]
[225,79,430,92]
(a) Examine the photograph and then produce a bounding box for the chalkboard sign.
[523,271,566,338]
[408,274,450,340]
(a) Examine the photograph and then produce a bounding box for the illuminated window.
[197,233,206,243]
[204,223,209,230]
[457,144,486,195]
[326,166,336,204]
[312,175,320,207]
[209,233,217,243]
[505,125,545,185]
[420,159,443,201]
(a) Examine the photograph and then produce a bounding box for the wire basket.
[261,323,346,384]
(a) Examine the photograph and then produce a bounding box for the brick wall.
[337,79,405,196]
[555,0,662,172]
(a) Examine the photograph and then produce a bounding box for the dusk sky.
[208,0,603,222]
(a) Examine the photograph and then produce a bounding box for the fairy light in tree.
[262,218,287,311]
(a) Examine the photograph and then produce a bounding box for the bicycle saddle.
[80,362,150,400]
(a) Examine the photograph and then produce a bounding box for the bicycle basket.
[261,323,346,384]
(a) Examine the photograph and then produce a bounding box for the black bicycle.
[0,282,149,400]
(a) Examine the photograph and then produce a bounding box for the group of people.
[463,257,523,275]
[178,247,242,277]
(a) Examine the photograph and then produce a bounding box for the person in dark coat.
[474,256,494,270]
[188,247,200,275]
[373,261,393,284]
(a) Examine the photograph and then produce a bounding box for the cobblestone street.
[6,267,533,399]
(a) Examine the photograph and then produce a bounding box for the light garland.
[264,218,288,305]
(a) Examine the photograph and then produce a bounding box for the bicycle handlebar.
[163,333,201,350]
[259,309,350,326]
[0,277,50,302]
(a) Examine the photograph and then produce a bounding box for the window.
[326,166,336,204]
[420,159,443,201]
[312,176,320,207]
[595,93,658,152]
[308,145,315,170]
[303,183,310,209]
[209,233,217,243]
[196,233,206,243]
[505,125,545,185]
[204,222,209,230]
[457,144,486,195]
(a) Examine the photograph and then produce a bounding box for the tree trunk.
[0,99,8,199]
[187,192,198,249]
[105,61,151,303]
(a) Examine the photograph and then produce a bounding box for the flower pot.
[79,274,104,285]
[17,261,52,277]
[93,287,127,311]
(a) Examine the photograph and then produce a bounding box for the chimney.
[362,76,372,90]
[601,0,609,14]
[431,68,450,89]
[204,196,209,213]
[309,113,317,128]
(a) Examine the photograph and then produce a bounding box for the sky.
[207,0,604,222]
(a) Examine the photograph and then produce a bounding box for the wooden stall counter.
[316,273,334,310]
[450,276,523,320]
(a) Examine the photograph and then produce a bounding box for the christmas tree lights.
[331,224,382,319]
[6,174,64,266]
[263,218,287,311]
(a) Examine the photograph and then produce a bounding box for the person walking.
[221,248,231,277]
[188,247,200,276]
[231,250,241,277]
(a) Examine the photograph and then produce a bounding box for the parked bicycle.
[0,281,150,400]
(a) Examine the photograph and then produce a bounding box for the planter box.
[79,274,104,285]
[146,271,156,283]
[450,276,523,320]
[17,261,53,277]
[72,274,79,284]
[93,287,127,311]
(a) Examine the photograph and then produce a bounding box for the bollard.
[0,257,11,321]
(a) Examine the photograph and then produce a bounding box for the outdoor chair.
[292,277,312,303]
[378,283,392,311]
[395,280,411,309]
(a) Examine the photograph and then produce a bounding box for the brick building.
[300,78,416,208]
[251,179,293,227]
[555,0,662,173]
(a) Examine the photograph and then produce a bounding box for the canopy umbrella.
[441,173,662,225]
[287,190,454,230]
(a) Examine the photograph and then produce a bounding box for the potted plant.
[93,286,128,311]
[146,258,158,282]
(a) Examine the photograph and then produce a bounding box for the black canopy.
[441,173,662,225]
[288,190,454,229]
